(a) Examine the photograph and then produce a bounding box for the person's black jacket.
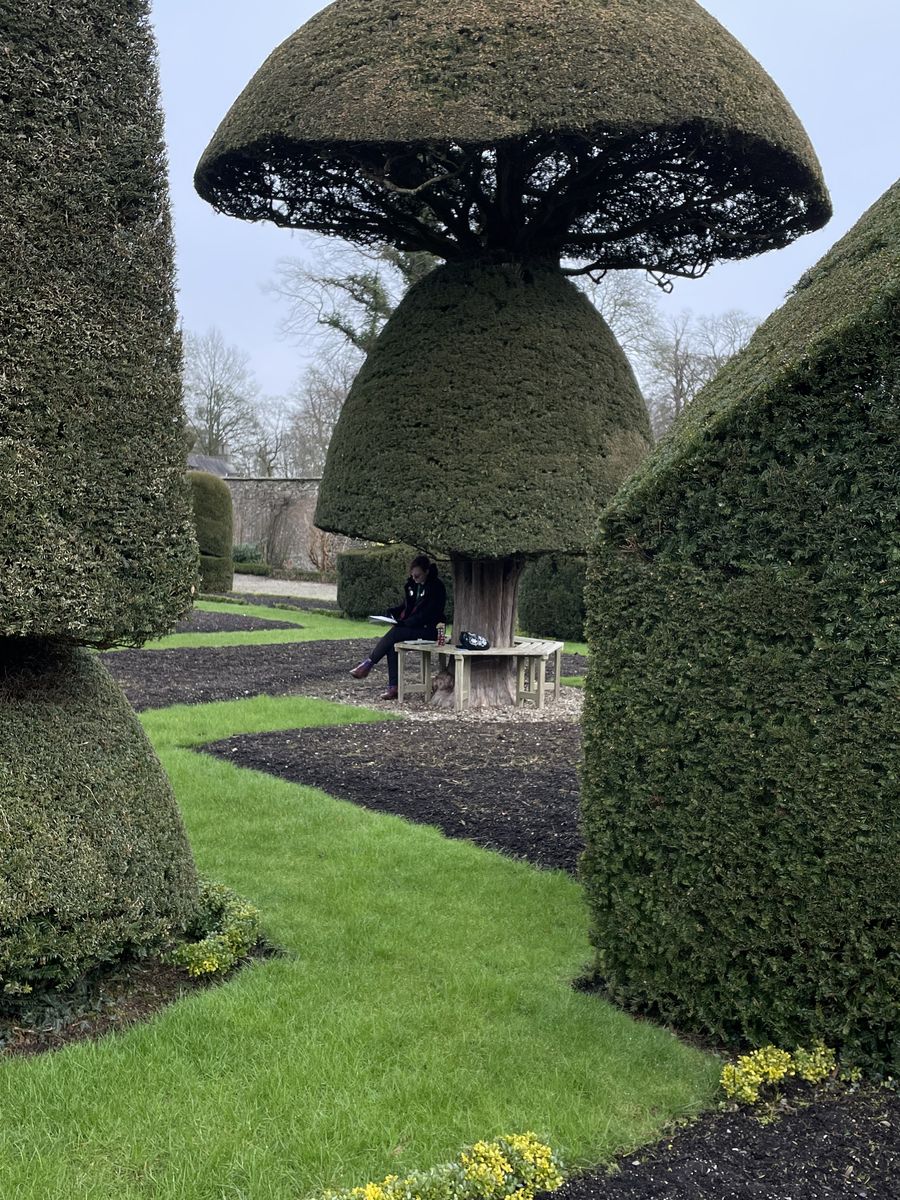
[389,573,447,629]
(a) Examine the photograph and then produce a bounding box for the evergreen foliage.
[317,263,651,557]
[519,555,587,642]
[580,180,900,1068]
[196,0,829,273]
[0,0,196,646]
[0,641,199,996]
[188,471,234,594]
[338,546,454,621]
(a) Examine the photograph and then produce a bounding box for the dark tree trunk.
[451,553,525,707]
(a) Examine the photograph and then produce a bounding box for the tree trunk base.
[451,554,525,708]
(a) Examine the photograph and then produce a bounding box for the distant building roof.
[186,453,237,477]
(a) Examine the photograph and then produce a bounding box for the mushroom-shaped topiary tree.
[0,0,200,994]
[195,0,830,705]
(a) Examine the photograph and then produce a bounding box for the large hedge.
[196,0,829,271]
[581,180,900,1068]
[0,642,199,994]
[0,2,201,997]
[188,471,234,595]
[0,0,196,647]
[317,263,651,557]
[518,555,587,642]
[338,545,454,621]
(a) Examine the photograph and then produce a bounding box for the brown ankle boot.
[350,659,372,679]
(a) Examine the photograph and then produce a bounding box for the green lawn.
[0,690,718,1199]
[141,601,374,649]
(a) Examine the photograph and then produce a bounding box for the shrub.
[323,1133,563,1200]
[519,555,587,641]
[0,0,196,646]
[721,1043,836,1105]
[0,642,199,997]
[232,561,271,577]
[581,179,900,1070]
[232,542,264,564]
[338,545,454,621]
[188,471,234,593]
[168,879,262,978]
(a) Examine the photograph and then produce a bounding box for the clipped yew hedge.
[317,263,650,558]
[519,555,587,641]
[188,471,234,594]
[0,642,199,996]
[581,180,900,1069]
[0,0,196,647]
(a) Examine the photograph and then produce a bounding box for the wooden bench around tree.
[396,637,565,713]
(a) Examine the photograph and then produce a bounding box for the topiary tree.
[580,179,900,1069]
[0,1,200,995]
[195,0,830,704]
[188,470,235,594]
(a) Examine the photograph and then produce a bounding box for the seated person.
[349,554,447,700]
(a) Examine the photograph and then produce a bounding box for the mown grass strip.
[0,695,715,1200]
[143,602,374,649]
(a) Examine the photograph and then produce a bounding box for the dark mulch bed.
[103,639,588,713]
[545,1084,899,1199]
[173,609,298,634]
[104,638,373,710]
[1,958,216,1057]
[203,718,584,872]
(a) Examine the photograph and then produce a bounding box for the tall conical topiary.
[0,1,200,994]
[196,0,829,704]
[580,180,900,1068]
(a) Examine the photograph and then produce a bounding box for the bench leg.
[554,647,562,702]
[397,648,407,703]
[536,657,546,709]
[517,656,526,705]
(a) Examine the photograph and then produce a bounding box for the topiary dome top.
[196,0,830,275]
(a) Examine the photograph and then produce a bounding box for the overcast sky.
[148,1,900,398]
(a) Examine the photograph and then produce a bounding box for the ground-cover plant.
[721,1044,837,1106]
[168,878,263,978]
[325,1133,564,1200]
[0,693,717,1200]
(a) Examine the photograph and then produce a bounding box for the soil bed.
[203,719,584,873]
[173,609,297,634]
[542,1083,899,1199]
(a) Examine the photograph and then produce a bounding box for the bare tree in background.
[269,243,436,360]
[283,356,356,476]
[642,309,758,438]
[183,327,261,466]
[577,270,664,357]
[250,397,294,478]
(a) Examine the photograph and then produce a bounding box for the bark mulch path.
[104,638,373,711]
[202,719,584,873]
[104,639,588,713]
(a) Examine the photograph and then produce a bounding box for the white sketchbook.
[368,615,397,624]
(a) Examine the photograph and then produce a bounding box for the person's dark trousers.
[370,624,438,686]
